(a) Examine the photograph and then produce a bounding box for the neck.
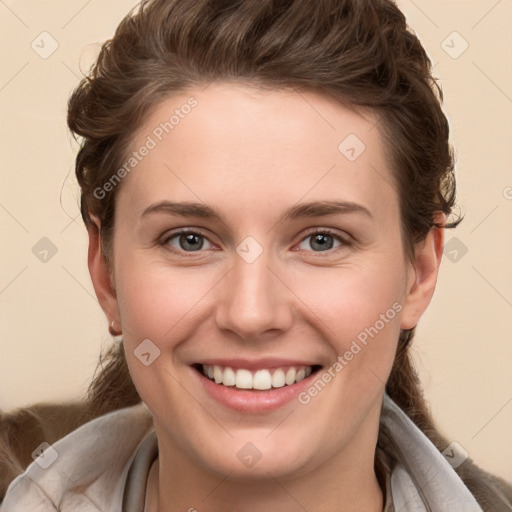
[145,421,385,512]
[147,457,383,512]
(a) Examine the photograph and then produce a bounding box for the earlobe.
[400,213,446,330]
[87,214,120,328]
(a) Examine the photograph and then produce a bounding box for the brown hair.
[2,0,511,507]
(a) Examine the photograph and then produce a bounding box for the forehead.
[117,82,398,224]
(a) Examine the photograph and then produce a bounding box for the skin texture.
[87,82,445,512]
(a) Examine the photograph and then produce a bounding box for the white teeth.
[201,364,314,390]
[253,369,272,390]
[285,367,296,385]
[271,369,285,388]
[213,365,223,384]
[222,367,236,386]
[235,369,253,389]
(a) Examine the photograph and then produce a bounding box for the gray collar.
[379,392,482,511]
[121,393,483,511]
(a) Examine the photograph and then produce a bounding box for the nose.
[214,248,293,341]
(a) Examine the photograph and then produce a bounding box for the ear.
[87,214,120,328]
[400,213,446,330]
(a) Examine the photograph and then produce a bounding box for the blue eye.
[298,230,346,252]
[160,228,349,256]
[162,230,214,252]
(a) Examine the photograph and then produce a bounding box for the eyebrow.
[140,200,373,224]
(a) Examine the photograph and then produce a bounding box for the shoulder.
[1,402,153,511]
[380,393,512,511]
[456,460,512,511]
[0,401,90,497]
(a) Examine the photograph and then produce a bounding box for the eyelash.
[159,228,351,257]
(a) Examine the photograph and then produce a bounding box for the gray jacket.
[1,393,499,511]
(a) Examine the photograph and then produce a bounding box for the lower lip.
[194,368,318,413]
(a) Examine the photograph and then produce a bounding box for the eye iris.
[180,233,203,251]
[311,233,334,251]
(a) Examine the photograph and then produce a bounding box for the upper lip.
[194,358,321,371]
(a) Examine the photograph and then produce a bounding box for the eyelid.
[300,227,352,243]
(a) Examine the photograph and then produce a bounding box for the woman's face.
[90,82,440,481]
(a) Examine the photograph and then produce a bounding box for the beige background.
[0,0,511,481]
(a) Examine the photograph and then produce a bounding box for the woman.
[2,0,511,510]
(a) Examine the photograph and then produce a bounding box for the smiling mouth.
[193,364,322,391]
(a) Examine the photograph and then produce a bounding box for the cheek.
[115,255,215,345]
[289,264,405,440]
[293,256,407,378]
[114,257,207,416]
